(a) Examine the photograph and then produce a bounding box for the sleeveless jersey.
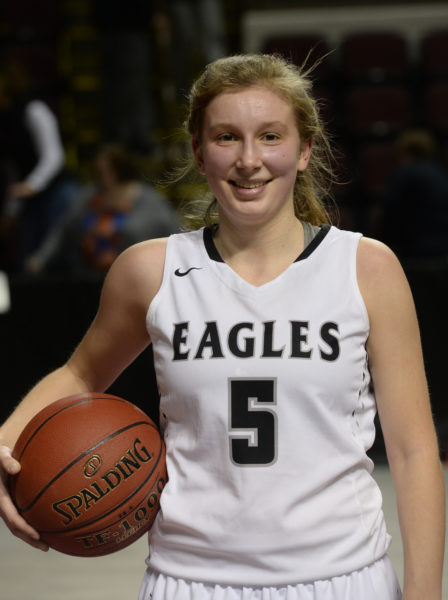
[145,225,391,586]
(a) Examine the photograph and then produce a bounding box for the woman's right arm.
[0,238,167,549]
[0,363,92,551]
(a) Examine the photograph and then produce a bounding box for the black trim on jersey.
[294,224,331,262]
[204,226,224,262]
[203,224,331,263]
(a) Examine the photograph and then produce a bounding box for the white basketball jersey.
[145,225,391,586]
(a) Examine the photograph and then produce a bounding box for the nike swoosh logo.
[174,267,202,277]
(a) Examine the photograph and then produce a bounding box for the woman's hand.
[0,445,48,551]
[7,181,36,200]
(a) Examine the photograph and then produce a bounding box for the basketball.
[9,392,167,557]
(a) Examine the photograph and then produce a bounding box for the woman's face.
[95,155,118,190]
[194,85,311,227]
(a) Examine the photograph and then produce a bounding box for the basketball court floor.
[1,465,447,600]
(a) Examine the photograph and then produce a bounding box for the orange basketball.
[9,393,167,557]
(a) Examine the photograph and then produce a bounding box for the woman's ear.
[192,139,205,175]
[297,137,313,172]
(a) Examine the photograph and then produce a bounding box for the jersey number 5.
[229,378,277,466]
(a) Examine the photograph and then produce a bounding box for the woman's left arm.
[358,237,446,600]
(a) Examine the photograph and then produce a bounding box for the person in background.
[381,128,448,262]
[0,58,78,271]
[25,143,178,275]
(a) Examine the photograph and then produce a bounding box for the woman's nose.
[235,139,262,171]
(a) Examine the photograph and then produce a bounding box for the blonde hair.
[178,53,336,229]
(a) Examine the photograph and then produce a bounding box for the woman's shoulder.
[357,237,402,277]
[118,237,169,272]
[135,181,169,204]
[356,237,411,316]
[104,238,170,308]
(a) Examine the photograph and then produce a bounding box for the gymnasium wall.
[242,3,448,54]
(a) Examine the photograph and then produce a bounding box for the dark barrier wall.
[406,265,448,454]
[0,275,160,426]
[1,268,447,458]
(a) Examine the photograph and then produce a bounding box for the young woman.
[0,54,445,600]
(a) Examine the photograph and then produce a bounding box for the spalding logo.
[83,455,102,478]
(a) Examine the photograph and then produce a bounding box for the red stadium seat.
[359,141,399,195]
[426,82,448,133]
[421,29,448,79]
[346,84,413,137]
[340,31,409,82]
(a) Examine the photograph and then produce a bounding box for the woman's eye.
[263,133,280,142]
[217,133,235,142]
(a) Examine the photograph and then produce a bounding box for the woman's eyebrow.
[208,121,288,132]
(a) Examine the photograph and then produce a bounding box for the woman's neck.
[213,215,304,286]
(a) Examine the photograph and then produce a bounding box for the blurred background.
[0,0,448,461]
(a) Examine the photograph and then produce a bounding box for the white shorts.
[138,556,402,600]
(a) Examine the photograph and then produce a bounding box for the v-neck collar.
[203,224,331,264]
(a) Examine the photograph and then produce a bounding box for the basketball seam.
[15,395,137,462]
